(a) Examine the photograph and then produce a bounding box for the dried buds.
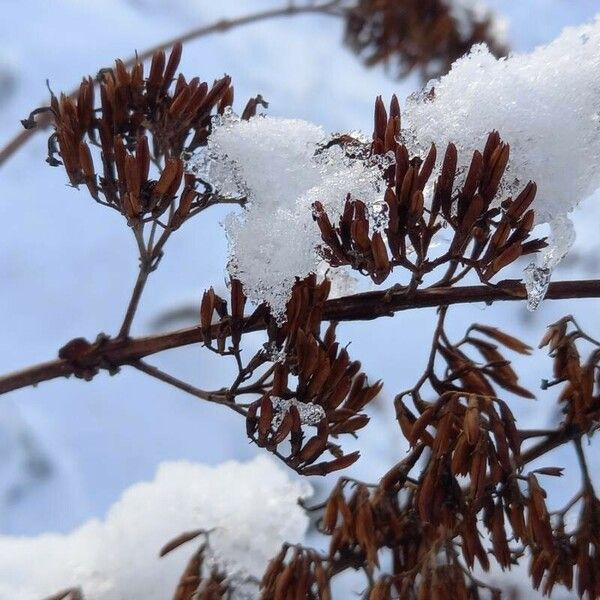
[345,0,508,80]
[315,96,546,289]
[161,530,231,600]
[250,276,381,475]
[32,44,256,231]
[260,545,330,600]
[539,316,600,432]
[199,275,380,475]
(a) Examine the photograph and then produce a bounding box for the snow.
[189,111,387,320]
[403,17,600,225]
[0,456,311,600]
[402,16,600,307]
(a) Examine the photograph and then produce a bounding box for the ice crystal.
[265,342,287,364]
[271,397,326,431]
[524,215,576,311]
[315,261,359,299]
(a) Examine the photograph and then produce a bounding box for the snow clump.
[188,111,388,321]
[402,16,600,308]
[0,456,311,600]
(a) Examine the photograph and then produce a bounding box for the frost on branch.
[402,16,600,306]
[188,112,387,321]
[0,457,311,600]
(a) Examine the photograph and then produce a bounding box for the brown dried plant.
[314,96,545,291]
[0,0,505,168]
[0,8,599,600]
[345,0,507,79]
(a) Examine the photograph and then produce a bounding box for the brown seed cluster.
[27,44,259,229]
[260,545,331,600]
[200,275,382,475]
[302,474,500,598]
[163,315,600,600]
[528,477,600,598]
[314,96,546,289]
[397,325,534,495]
[344,0,508,79]
[539,316,600,432]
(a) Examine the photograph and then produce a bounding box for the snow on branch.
[188,112,388,320]
[0,457,311,600]
[403,17,600,224]
[402,16,600,305]
[189,17,600,316]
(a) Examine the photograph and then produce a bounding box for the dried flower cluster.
[247,319,600,599]
[540,316,600,433]
[260,545,331,599]
[29,43,260,340]
[160,531,232,600]
[25,43,255,230]
[344,0,507,79]
[315,96,547,291]
[201,275,381,476]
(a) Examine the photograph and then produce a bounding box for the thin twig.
[520,412,600,466]
[411,306,448,394]
[519,428,557,441]
[118,263,151,339]
[131,359,247,416]
[574,436,595,495]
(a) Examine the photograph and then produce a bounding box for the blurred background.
[0,2,599,575]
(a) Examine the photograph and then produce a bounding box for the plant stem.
[117,265,151,339]
[574,436,595,495]
[0,279,599,395]
[131,360,247,416]
[117,226,152,339]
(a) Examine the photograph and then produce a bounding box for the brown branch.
[117,222,174,339]
[118,267,151,339]
[0,1,343,167]
[131,360,247,416]
[1,279,599,396]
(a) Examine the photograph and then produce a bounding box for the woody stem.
[0,279,600,396]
